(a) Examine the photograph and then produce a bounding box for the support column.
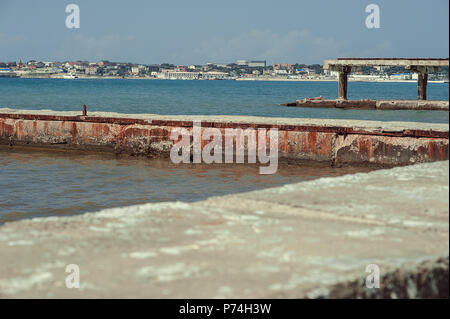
[338,66,351,100]
[418,72,428,100]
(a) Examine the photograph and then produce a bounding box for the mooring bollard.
[82,104,87,116]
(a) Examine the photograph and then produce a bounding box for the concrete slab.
[283,99,449,111]
[0,161,448,298]
[324,58,449,69]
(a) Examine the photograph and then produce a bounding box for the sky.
[0,0,448,65]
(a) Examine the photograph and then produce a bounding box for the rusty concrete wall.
[0,112,448,166]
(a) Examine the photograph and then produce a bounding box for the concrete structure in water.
[324,58,449,100]
[0,108,448,166]
[282,99,449,111]
[282,58,449,110]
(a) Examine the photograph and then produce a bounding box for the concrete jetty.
[282,58,449,110]
[0,161,448,298]
[0,109,448,167]
[324,58,449,100]
[282,99,449,111]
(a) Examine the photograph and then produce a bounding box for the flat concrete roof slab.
[324,58,449,69]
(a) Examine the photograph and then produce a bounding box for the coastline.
[9,74,447,84]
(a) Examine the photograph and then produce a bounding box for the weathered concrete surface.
[281,99,449,111]
[0,109,448,166]
[0,161,448,298]
[324,58,449,70]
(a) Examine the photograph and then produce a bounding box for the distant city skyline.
[0,0,448,65]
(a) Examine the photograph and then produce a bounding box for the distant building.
[274,69,289,75]
[131,65,146,75]
[131,66,140,75]
[164,71,200,80]
[390,73,412,80]
[0,68,18,78]
[85,65,99,75]
[273,63,293,70]
[201,71,228,80]
[213,63,228,68]
[157,70,229,80]
[236,60,266,67]
[147,65,160,73]
[247,60,266,68]
[174,65,186,72]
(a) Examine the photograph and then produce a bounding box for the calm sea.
[0,78,448,123]
[0,148,374,223]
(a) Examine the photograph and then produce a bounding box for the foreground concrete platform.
[0,161,448,298]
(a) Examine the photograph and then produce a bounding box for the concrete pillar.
[338,67,351,100]
[418,72,428,100]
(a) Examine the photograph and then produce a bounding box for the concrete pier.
[0,109,448,167]
[0,161,448,298]
[324,58,449,101]
[281,99,449,111]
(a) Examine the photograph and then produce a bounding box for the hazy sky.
[0,0,448,64]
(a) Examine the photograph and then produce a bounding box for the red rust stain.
[427,141,443,160]
[149,127,170,137]
[427,141,432,160]
[72,123,77,144]
[33,121,37,142]
[357,138,373,160]
[123,127,151,138]
[282,131,289,153]
[16,121,24,140]
[300,133,307,153]
[439,146,445,160]
[316,133,333,157]
[307,132,317,154]
[91,123,110,137]
[0,119,14,136]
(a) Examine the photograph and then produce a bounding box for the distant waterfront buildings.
[0,68,18,78]
[0,58,447,81]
